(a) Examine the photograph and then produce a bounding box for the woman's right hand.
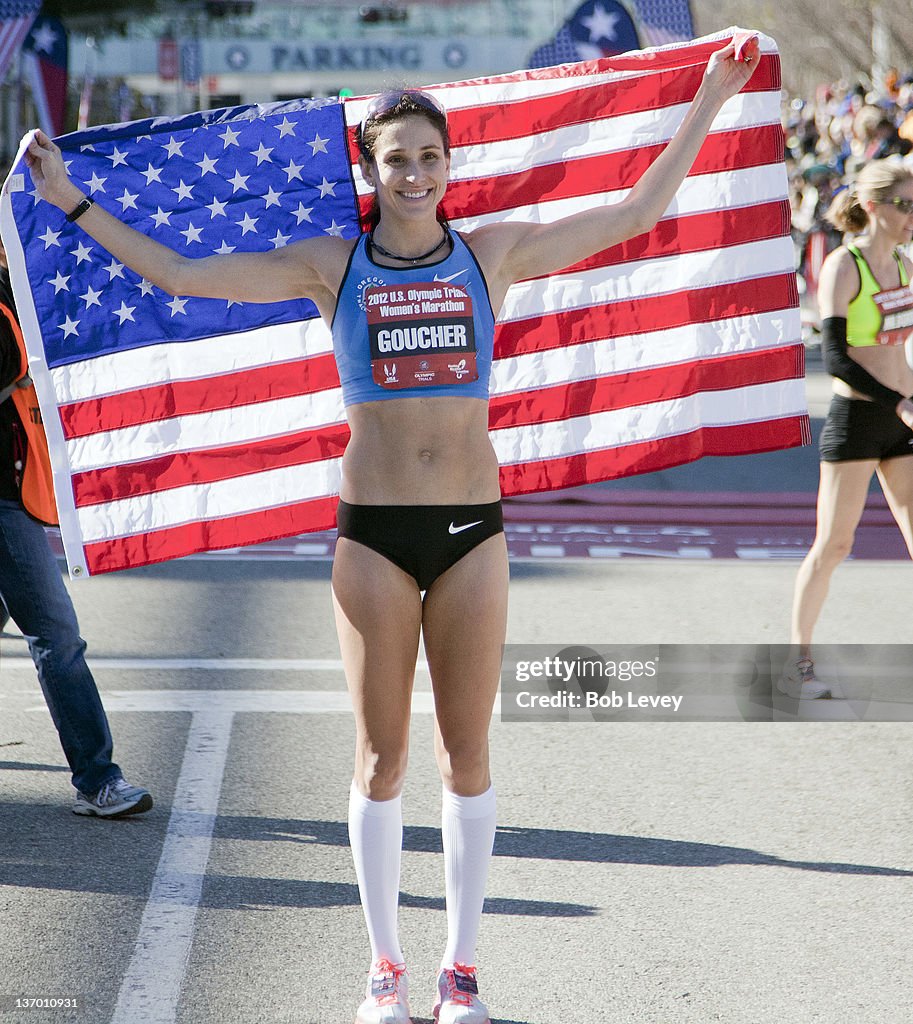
[24,129,85,212]
[896,396,913,430]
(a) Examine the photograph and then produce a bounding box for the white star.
[104,258,125,281]
[250,142,273,165]
[113,301,136,325]
[226,298,244,309]
[84,172,107,194]
[136,279,155,297]
[70,241,93,264]
[236,213,259,235]
[196,153,219,176]
[581,3,620,42]
[167,296,189,317]
[179,223,204,244]
[317,178,337,198]
[172,180,194,202]
[31,23,58,53]
[39,226,61,249]
[116,189,139,212]
[206,196,228,218]
[293,203,313,224]
[270,229,292,248]
[58,315,80,338]
[262,186,283,209]
[107,147,129,167]
[213,241,236,255]
[219,125,241,148]
[324,220,346,237]
[79,285,103,309]
[228,169,250,193]
[308,133,329,156]
[48,271,70,293]
[79,144,95,153]
[136,135,152,142]
[141,163,163,185]
[151,207,172,228]
[28,187,43,205]
[275,117,296,138]
[282,159,304,182]
[163,136,185,158]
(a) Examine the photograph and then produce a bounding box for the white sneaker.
[433,964,491,1024]
[73,776,153,818]
[777,658,831,700]
[355,960,411,1024]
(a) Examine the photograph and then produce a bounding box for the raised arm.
[24,130,349,305]
[473,35,760,302]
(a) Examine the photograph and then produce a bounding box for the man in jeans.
[0,238,151,818]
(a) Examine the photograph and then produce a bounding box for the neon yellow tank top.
[846,243,911,347]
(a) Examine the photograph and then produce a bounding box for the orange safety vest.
[0,300,58,525]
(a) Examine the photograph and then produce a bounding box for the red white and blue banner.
[0,0,41,81]
[0,28,807,577]
[529,0,693,67]
[22,14,69,138]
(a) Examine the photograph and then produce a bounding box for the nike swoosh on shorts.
[448,520,483,534]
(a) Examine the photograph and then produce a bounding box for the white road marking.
[2,656,429,673]
[111,709,234,1024]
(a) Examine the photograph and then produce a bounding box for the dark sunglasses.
[360,90,447,133]
[881,196,913,215]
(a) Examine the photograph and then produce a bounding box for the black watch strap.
[66,197,94,222]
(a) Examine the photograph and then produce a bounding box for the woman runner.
[25,38,757,1023]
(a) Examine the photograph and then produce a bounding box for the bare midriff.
[340,395,501,505]
[833,344,913,402]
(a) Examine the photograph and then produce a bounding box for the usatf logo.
[383,363,398,383]
[356,275,386,312]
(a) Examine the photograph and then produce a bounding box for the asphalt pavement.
[1,348,912,1024]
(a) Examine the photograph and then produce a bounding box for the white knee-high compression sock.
[441,785,497,968]
[348,782,405,965]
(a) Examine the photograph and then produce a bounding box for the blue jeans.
[0,499,120,794]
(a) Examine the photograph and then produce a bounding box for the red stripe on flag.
[489,345,805,429]
[59,353,340,439]
[495,272,801,359]
[443,125,785,220]
[551,200,792,278]
[498,416,809,495]
[82,496,340,575]
[346,52,779,156]
[71,423,351,506]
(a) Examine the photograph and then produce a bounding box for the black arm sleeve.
[820,317,906,409]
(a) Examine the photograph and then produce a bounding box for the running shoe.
[73,776,153,818]
[355,959,411,1024]
[433,964,491,1024]
[777,658,831,700]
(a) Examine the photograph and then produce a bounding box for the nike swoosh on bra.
[448,520,484,535]
[434,269,469,284]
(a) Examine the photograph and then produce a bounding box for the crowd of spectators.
[785,68,913,332]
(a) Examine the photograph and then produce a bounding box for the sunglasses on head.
[360,90,447,133]
[881,196,913,215]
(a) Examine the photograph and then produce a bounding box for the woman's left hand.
[701,33,760,107]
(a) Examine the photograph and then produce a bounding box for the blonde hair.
[825,160,913,233]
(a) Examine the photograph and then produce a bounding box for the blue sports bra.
[331,230,496,407]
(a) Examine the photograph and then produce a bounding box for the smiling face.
[359,115,450,227]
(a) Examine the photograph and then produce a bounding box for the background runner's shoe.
[778,659,831,700]
[73,776,153,818]
[433,964,491,1024]
[355,960,411,1024]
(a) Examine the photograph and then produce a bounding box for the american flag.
[0,28,808,578]
[633,0,694,47]
[0,0,41,81]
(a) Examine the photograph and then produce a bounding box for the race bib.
[366,282,478,389]
[873,285,913,346]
